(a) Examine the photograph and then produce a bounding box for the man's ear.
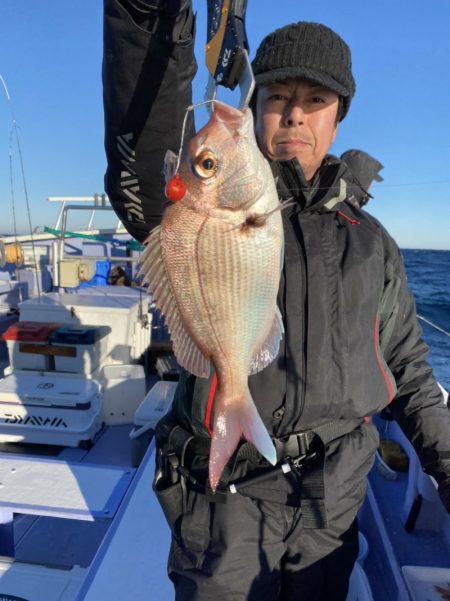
[332,124,339,144]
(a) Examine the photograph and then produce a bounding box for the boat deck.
[3,424,136,567]
[361,416,450,601]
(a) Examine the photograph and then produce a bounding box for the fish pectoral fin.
[138,225,210,379]
[171,316,211,378]
[208,390,276,492]
[248,307,284,375]
[239,202,287,230]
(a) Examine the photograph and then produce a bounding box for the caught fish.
[139,101,284,491]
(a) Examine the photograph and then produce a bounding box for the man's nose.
[283,103,305,127]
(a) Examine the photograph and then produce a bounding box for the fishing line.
[175,99,219,174]
[417,314,450,338]
[1,73,41,297]
[1,74,24,299]
[8,131,19,257]
[0,74,11,102]
[2,78,19,244]
[376,180,450,188]
[265,180,450,195]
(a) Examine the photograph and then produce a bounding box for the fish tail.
[208,388,277,492]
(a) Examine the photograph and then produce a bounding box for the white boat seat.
[0,454,134,556]
[402,566,450,601]
[0,560,86,601]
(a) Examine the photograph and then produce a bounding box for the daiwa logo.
[221,47,232,68]
[3,415,68,428]
[117,132,145,223]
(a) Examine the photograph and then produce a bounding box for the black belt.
[160,418,365,526]
[282,418,365,457]
[169,418,364,464]
[177,427,315,463]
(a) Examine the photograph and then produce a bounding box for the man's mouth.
[276,137,310,147]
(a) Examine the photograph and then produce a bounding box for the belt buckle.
[295,431,311,456]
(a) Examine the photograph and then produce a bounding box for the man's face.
[254,78,340,180]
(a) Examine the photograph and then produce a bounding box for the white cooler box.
[130,380,177,466]
[19,292,151,364]
[0,372,103,447]
[95,364,146,425]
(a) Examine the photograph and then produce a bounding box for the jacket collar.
[270,155,350,213]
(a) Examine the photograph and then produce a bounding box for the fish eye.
[193,150,218,179]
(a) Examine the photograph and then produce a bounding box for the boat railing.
[0,195,126,247]
[57,202,131,262]
[0,196,142,289]
[48,195,123,232]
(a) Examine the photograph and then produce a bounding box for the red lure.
[165,173,186,202]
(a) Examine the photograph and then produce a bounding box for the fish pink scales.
[139,101,284,491]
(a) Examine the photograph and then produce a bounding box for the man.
[103,2,450,600]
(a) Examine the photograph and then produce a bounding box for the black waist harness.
[156,417,364,529]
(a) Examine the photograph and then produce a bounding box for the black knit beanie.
[251,22,356,121]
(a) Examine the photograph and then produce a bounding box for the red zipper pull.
[337,210,360,225]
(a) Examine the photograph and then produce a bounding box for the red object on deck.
[2,321,62,342]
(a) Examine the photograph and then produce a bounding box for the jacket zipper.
[297,224,308,424]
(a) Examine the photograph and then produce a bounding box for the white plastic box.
[19,292,151,365]
[0,372,103,447]
[96,364,146,425]
[130,380,177,466]
[133,381,177,429]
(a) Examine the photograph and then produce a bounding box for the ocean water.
[401,248,450,392]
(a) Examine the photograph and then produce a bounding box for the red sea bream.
[139,101,284,491]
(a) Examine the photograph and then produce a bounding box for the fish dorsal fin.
[139,226,210,378]
[248,307,284,375]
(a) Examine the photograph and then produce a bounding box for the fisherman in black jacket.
[102,2,450,599]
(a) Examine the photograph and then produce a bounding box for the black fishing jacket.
[103,0,450,521]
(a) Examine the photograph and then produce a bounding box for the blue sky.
[1,0,450,249]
